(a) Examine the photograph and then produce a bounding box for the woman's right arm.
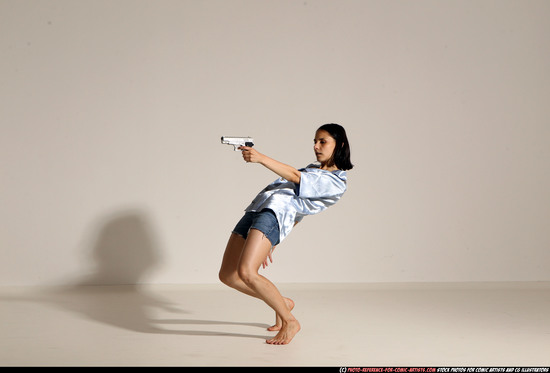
[239,146,301,184]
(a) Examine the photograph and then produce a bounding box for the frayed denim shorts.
[232,209,280,247]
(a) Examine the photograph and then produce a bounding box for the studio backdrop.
[1,0,549,286]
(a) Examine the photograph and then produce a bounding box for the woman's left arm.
[239,146,301,184]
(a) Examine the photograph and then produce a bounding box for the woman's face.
[313,129,337,165]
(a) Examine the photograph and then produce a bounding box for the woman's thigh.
[238,228,273,274]
[220,233,246,274]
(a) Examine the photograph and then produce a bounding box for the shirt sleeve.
[298,169,346,199]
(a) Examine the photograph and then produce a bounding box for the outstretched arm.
[239,146,301,184]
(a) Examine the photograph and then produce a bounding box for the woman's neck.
[320,163,339,172]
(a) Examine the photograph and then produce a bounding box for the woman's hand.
[239,146,264,163]
[262,246,276,269]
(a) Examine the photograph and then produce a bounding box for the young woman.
[218,123,353,345]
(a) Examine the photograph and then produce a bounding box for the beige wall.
[1,0,549,285]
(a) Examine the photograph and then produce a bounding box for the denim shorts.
[232,209,280,247]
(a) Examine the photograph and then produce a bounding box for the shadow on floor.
[0,209,268,340]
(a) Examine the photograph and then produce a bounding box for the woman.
[218,123,353,345]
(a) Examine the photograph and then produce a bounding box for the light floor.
[0,282,549,366]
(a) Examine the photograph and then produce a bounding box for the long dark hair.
[318,123,354,171]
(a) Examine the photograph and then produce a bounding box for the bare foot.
[266,319,301,345]
[267,297,294,331]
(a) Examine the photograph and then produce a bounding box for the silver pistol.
[221,136,254,151]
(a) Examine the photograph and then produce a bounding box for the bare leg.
[237,229,300,345]
[219,233,258,298]
[219,233,295,331]
[268,297,294,331]
[219,231,300,344]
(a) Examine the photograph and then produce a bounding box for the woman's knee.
[219,268,236,286]
[237,265,258,286]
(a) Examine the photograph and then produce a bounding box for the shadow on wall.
[78,210,161,286]
[44,209,179,334]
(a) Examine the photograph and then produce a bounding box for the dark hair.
[317,123,354,171]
